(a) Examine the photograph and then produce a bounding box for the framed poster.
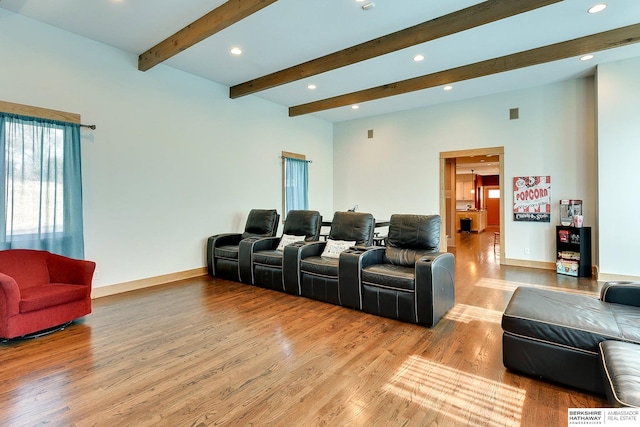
[513,176,551,222]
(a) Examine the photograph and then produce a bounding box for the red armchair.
[0,249,95,339]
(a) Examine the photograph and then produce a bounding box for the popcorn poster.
[513,176,551,222]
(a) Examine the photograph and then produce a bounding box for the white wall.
[4,9,636,284]
[597,57,640,280]
[0,10,334,288]
[333,78,597,266]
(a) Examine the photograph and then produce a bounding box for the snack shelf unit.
[556,226,592,277]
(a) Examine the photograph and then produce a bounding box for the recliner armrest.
[237,236,270,285]
[208,233,243,247]
[415,252,455,326]
[251,236,281,252]
[417,251,448,263]
[206,233,242,276]
[282,241,325,295]
[416,252,455,273]
[358,246,385,268]
[600,281,640,307]
[350,244,374,252]
[297,240,327,258]
[338,247,378,310]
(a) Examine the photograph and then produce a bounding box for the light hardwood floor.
[0,228,606,426]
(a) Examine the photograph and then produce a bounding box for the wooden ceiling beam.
[230,0,562,98]
[138,0,277,72]
[0,100,80,124]
[289,24,640,117]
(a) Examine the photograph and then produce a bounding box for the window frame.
[281,151,309,220]
[2,119,66,238]
[0,100,85,258]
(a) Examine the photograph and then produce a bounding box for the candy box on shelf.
[559,229,570,243]
[556,260,579,276]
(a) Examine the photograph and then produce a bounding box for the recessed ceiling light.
[354,0,365,2]
[580,54,594,61]
[588,4,607,14]
[443,85,453,91]
[307,84,317,90]
[362,2,375,10]
[230,47,242,55]
[351,105,360,110]
[413,54,425,62]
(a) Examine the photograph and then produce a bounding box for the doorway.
[484,186,501,226]
[439,147,504,262]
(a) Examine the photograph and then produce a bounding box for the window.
[282,151,309,217]
[488,189,501,199]
[0,111,85,258]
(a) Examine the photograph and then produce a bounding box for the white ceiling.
[457,160,500,176]
[1,0,639,122]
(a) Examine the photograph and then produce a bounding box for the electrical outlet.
[524,248,530,255]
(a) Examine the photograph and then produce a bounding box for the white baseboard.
[91,267,208,299]
[503,258,603,279]
[502,258,556,270]
[596,272,640,283]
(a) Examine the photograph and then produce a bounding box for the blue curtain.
[0,113,85,258]
[284,157,309,216]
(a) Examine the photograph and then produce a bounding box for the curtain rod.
[80,124,96,130]
[281,155,312,163]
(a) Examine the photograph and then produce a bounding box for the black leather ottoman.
[599,340,640,407]
[502,286,640,395]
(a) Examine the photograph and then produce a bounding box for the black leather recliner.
[241,210,322,291]
[283,211,374,304]
[354,214,455,327]
[206,209,279,283]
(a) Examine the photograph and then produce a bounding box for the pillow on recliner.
[321,239,355,259]
[276,234,304,251]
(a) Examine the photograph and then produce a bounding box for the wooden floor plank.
[0,227,606,426]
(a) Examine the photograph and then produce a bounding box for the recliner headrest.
[329,211,375,246]
[283,210,322,241]
[387,214,440,250]
[243,209,279,238]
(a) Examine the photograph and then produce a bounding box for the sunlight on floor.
[444,303,504,324]
[384,355,526,427]
[475,277,598,296]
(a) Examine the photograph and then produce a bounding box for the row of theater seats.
[206,209,455,327]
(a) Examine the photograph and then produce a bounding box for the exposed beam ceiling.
[230,0,562,99]
[138,0,277,72]
[289,23,640,117]
[3,0,640,123]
